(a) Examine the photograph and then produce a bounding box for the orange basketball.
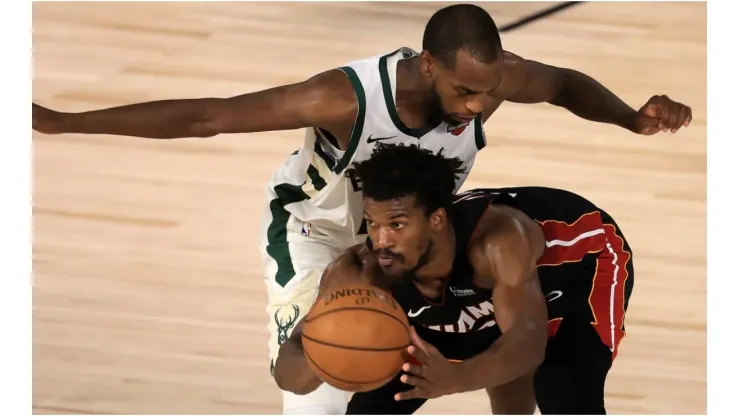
[302,283,410,392]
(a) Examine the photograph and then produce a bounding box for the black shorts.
[346,212,635,415]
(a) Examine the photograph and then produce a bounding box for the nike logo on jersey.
[367,134,397,143]
[545,290,563,302]
[408,306,430,318]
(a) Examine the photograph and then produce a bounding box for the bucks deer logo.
[274,304,300,346]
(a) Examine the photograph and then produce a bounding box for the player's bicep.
[501,51,565,105]
[207,69,358,135]
[483,213,548,333]
[491,269,547,334]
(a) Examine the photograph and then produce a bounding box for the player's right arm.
[32,69,358,143]
[273,244,367,395]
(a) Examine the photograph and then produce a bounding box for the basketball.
[302,283,410,392]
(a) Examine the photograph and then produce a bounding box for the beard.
[374,239,435,282]
[426,80,461,126]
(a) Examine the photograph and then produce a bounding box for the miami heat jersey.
[387,186,614,360]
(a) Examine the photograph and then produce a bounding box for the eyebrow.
[362,211,408,220]
[456,77,503,95]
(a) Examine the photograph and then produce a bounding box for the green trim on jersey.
[474,115,487,150]
[266,183,310,287]
[378,49,440,138]
[306,164,327,191]
[333,66,366,173]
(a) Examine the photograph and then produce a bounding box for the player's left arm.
[453,209,549,391]
[493,50,692,135]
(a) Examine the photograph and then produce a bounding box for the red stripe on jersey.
[588,224,631,361]
[547,318,563,338]
[537,211,606,266]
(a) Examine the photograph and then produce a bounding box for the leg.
[533,318,613,414]
[262,206,350,414]
[535,219,634,414]
[486,371,537,414]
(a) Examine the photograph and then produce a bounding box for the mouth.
[377,255,396,267]
[454,115,475,122]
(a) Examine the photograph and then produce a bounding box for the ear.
[420,50,436,79]
[430,207,447,232]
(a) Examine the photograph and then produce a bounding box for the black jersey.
[378,186,619,361]
[347,187,634,415]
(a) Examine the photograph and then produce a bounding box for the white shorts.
[260,202,363,375]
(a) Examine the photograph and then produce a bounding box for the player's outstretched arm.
[455,207,548,391]
[272,244,366,395]
[32,69,358,140]
[495,51,692,135]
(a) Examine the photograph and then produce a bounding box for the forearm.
[549,68,638,131]
[273,334,323,395]
[456,326,546,393]
[60,99,220,139]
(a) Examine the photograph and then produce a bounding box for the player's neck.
[395,57,436,125]
[412,224,456,282]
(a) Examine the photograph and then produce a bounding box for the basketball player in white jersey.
[32,4,692,414]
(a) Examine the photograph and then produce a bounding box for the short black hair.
[346,143,466,216]
[422,4,503,68]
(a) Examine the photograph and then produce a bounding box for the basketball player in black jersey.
[273,143,634,414]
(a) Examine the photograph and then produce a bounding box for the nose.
[465,96,484,115]
[375,227,395,250]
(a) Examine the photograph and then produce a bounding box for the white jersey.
[264,47,487,241]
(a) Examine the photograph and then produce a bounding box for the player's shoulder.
[301,68,358,106]
[468,204,545,264]
[495,50,530,95]
[324,243,365,275]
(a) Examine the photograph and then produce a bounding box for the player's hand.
[394,326,464,401]
[33,103,67,134]
[632,95,692,135]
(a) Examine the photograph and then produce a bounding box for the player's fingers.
[400,374,427,388]
[407,345,429,365]
[658,105,673,132]
[684,106,693,127]
[402,362,425,377]
[409,327,432,354]
[395,388,426,401]
[666,104,682,132]
[672,106,690,133]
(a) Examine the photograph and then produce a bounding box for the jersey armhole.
[474,115,487,150]
[332,66,367,173]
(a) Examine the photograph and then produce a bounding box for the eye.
[390,222,405,230]
[365,219,377,228]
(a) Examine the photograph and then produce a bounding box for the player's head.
[346,143,466,278]
[420,4,504,126]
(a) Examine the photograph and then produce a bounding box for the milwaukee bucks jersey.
[263,47,487,241]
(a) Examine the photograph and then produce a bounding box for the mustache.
[373,249,404,262]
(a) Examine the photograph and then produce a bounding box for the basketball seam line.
[304,348,402,387]
[305,305,410,336]
[302,333,409,352]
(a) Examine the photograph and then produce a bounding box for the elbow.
[545,68,573,108]
[274,374,319,396]
[273,360,320,396]
[190,98,225,138]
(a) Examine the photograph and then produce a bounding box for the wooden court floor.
[31,2,707,414]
